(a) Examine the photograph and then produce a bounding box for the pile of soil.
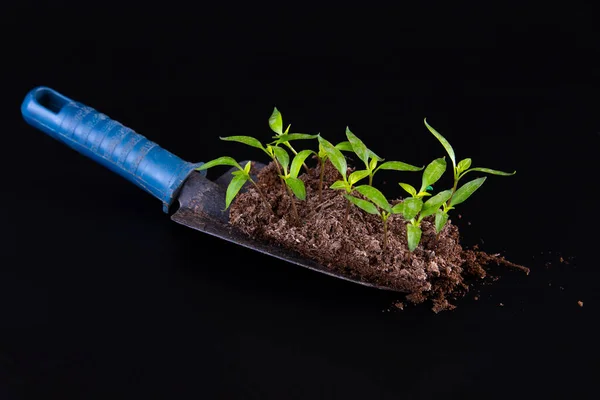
[229,160,528,312]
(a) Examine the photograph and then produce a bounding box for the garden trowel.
[21,87,394,291]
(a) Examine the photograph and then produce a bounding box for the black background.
[2,2,599,399]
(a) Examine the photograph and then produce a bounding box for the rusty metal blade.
[170,161,397,291]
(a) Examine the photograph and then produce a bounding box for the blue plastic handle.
[21,86,204,213]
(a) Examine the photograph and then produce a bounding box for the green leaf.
[231,170,246,176]
[355,185,391,213]
[457,158,472,173]
[399,197,423,220]
[269,107,283,134]
[346,127,370,166]
[290,149,314,178]
[225,174,248,209]
[424,118,456,168]
[330,180,349,191]
[462,167,516,177]
[345,194,380,215]
[272,133,319,145]
[369,149,384,161]
[335,140,353,152]
[435,210,449,234]
[451,177,487,206]
[318,136,347,179]
[369,157,378,171]
[406,224,422,252]
[196,156,242,171]
[243,160,252,174]
[286,177,306,200]
[420,190,453,218]
[284,124,291,135]
[272,146,289,173]
[420,157,447,193]
[349,169,370,185]
[376,161,424,172]
[220,135,265,150]
[398,182,417,197]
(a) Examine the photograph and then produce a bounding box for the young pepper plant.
[423,118,516,234]
[318,136,370,227]
[397,157,448,251]
[195,157,271,212]
[273,147,315,226]
[268,107,317,172]
[314,137,358,203]
[340,127,424,186]
[344,185,405,250]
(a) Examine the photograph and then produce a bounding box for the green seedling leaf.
[407,224,422,252]
[451,177,487,206]
[330,180,348,191]
[269,107,283,134]
[435,210,449,234]
[272,133,319,145]
[225,174,249,209]
[290,150,314,178]
[462,167,516,177]
[355,185,391,213]
[231,170,246,176]
[284,124,291,135]
[220,135,265,150]
[369,157,378,171]
[420,190,453,218]
[399,197,423,220]
[349,169,370,185]
[420,157,447,193]
[286,177,306,200]
[243,160,252,174]
[272,146,289,173]
[457,158,472,173]
[335,140,353,152]
[376,161,423,172]
[196,156,242,171]
[345,194,380,215]
[346,127,370,166]
[318,136,347,179]
[398,182,417,197]
[424,118,455,168]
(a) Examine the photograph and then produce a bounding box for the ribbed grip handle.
[21,86,204,212]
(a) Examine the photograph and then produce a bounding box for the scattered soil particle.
[229,160,528,312]
[578,301,584,307]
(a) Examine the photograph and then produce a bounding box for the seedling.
[318,136,370,227]
[268,107,316,172]
[195,157,271,212]
[274,147,315,225]
[423,118,516,234]
[341,127,423,186]
[345,185,405,250]
[314,138,357,203]
[219,134,315,193]
[397,157,448,251]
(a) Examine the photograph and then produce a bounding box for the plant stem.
[369,173,373,186]
[285,183,300,226]
[383,217,388,251]
[319,158,325,203]
[286,142,310,172]
[272,160,287,193]
[343,197,350,229]
[250,180,273,214]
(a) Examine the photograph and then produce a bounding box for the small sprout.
[424,118,516,234]
[346,185,398,250]
[275,147,315,225]
[268,107,317,171]
[195,157,271,212]
[343,127,423,186]
[318,136,369,227]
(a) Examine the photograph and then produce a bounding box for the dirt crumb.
[578,301,584,307]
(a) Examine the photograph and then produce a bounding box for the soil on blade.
[229,160,528,312]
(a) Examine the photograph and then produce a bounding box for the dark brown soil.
[229,160,528,312]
